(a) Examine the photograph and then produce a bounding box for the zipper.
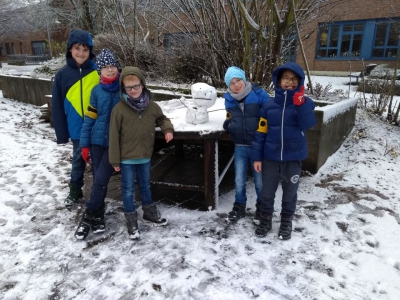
[280,91,287,161]
[79,68,84,119]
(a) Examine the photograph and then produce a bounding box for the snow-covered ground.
[0,73,400,300]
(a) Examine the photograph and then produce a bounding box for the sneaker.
[255,213,272,237]
[278,215,294,240]
[124,211,140,240]
[142,204,168,226]
[226,203,246,224]
[75,209,95,240]
[65,183,83,207]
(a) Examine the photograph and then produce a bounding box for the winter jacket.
[108,67,174,167]
[223,85,270,145]
[251,62,316,162]
[51,29,99,144]
[80,83,121,148]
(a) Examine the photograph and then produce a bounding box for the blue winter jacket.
[223,84,270,145]
[80,83,121,147]
[51,29,99,143]
[251,62,316,162]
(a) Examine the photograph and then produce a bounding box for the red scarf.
[100,74,119,84]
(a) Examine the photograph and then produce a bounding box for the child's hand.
[165,132,173,143]
[293,86,305,106]
[254,161,262,173]
[81,147,90,162]
[114,166,120,172]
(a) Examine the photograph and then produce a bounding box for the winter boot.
[255,212,273,238]
[226,202,246,224]
[142,203,168,226]
[65,183,83,207]
[278,215,294,240]
[124,211,140,240]
[253,201,261,225]
[92,204,106,234]
[75,209,96,240]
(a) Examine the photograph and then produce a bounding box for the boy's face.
[229,78,245,94]
[70,43,90,66]
[279,70,299,90]
[123,76,143,98]
[100,65,118,79]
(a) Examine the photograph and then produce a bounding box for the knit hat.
[224,66,246,87]
[96,48,120,72]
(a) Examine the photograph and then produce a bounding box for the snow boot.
[253,201,261,225]
[278,215,294,240]
[92,204,106,234]
[255,212,272,238]
[142,203,168,226]
[124,211,140,240]
[75,209,96,240]
[226,202,246,224]
[65,183,83,207]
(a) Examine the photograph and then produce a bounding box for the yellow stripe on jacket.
[66,70,99,117]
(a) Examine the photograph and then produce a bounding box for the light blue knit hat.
[224,66,246,87]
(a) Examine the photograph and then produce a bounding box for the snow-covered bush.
[31,56,66,79]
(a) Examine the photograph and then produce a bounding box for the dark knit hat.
[96,48,120,72]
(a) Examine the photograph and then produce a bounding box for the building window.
[316,18,400,60]
[0,44,4,56]
[372,21,400,58]
[31,41,46,55]
[20,42,23,54]
[5,43,13,55]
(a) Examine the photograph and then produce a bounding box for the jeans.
[234,145,262,206]
[259,160,302,216]
[120,161,153,213]
[85,146,115,211]
[70,139,86,188]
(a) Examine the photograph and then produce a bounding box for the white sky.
[0,66,400,299]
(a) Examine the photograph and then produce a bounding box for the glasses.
[229,78,243,86]
[124,84,142,91]
[282,76,299,83]
[101,65,117,71]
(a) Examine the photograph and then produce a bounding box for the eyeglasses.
[124,84,142,91]
[282,76,299,83]
[229,78,243,86]
[101,65,117,71]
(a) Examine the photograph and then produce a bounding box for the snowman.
[185,82,217,125]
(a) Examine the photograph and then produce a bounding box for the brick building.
[299,0,400,73]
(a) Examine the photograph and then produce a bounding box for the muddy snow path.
[0,98,400,300]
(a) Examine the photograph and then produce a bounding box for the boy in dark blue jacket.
[251,62,316,240]
[223,66,270,224]
[74,48,121,240]
[52,29,99,207]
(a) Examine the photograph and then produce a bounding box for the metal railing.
[7,54,50,65]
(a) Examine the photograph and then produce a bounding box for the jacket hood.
[119,66,149,99]
[66,29,95,61]
[272,62,305,92]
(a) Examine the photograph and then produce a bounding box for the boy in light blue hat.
[222,66,270,224]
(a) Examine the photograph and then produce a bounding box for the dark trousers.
[259,160,302,216]
[70,139,86,188]
[85,145,115,211]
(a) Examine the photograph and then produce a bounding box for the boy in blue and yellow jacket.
[251,62,316,240]
[52,29,99,207]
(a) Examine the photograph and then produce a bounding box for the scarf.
[100,73,120,93]
[228,82,252,101]
[123,89,151,113]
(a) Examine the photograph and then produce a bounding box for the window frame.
[316,18,400,61]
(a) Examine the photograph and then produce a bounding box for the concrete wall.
[303,98,358,173]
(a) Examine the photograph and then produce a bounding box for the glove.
[293,86,305,106]
[81,147,90,163]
